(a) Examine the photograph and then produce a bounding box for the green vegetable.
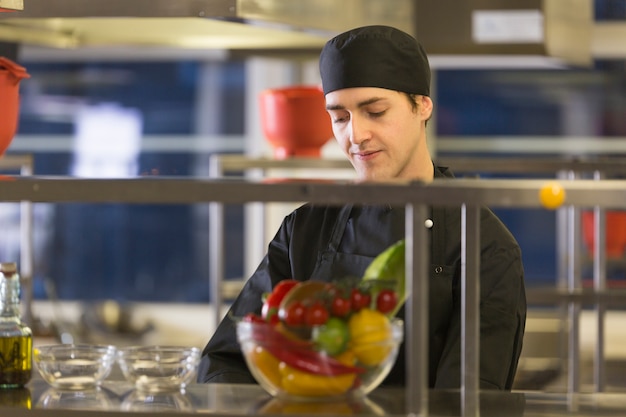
[362,239,406,317]
[312,317,349,356]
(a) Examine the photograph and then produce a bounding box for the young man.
[198,25,526,390]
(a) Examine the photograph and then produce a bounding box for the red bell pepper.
[250,323,365,376]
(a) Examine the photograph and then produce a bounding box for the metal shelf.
[204,154,626,412]
[1,171,624,416]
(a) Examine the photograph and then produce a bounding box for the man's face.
[324,87,432,182]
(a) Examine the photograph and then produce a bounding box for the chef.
[198,25,526,390]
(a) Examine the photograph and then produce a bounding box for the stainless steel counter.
[3,380,626,416]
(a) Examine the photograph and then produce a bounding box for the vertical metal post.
[19,156,34,328]
[405,203,429,416]
[592,170,606,392]
[555,170,570,379]
[461,204,481,417]
[556,170,569,290]
[209,155,224,331]
[565,170,582,409]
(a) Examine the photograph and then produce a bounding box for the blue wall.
[12,55,626,301]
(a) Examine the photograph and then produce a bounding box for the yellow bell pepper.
[348,308,392,366]
[247,345,282,389]
[278,350,357,397]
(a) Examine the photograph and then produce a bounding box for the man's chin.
[355,172,394,183]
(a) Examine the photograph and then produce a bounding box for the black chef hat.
[319,25,431,97]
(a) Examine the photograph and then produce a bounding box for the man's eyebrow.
[326,97,386,111]
[325,103,345,111]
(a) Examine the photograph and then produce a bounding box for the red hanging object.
[0,57,30,156]
[259,85,333,160]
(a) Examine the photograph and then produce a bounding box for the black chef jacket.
[198,165,526,390]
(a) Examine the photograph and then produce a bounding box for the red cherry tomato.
[376,289,398,314]
[350,288,371,311]
[242,312,265,323]
[330,296,351,318]
[261,279,298,322]
[281,300,306,326]
[304,301,330,326]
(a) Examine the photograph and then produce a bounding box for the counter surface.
[2,379,626,416]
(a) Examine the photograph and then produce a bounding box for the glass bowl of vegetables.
[236,279,404,400]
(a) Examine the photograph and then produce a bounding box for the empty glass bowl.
[33,344,117,391]
[116,346,201,392]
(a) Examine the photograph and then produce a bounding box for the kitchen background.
[7,57,625,303]
[0,0,625,391]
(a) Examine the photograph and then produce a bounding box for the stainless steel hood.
[0,0,624,65]
[0,0,414,60]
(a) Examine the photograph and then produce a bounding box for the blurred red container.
[0,57,30,156]
[582,210,626,258]
[259,85,333,159]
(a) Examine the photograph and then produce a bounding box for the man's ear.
[420,96,434,120]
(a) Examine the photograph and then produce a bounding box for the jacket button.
[434,266,443,274]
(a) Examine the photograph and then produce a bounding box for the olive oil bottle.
[0,387,31,409]
[0,263,32,388]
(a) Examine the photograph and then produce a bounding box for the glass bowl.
[33,344,117,391]
[236,317,403,400]
[116,346,201,392]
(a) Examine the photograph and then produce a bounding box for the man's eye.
[369,111,386,118]
[332,115,349,123]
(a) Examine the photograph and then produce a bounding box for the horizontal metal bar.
[436,156,626,175]
[0,177,624,208]
[527,288,626,306]
[0,154,34,170]
[214,155,352,172]
[592,22,626,60]
[0,0,235,18]
[436,137,626,155]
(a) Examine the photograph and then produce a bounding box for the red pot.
[0,57,30,156]
[582,210,626,258]
[259,85,333,159]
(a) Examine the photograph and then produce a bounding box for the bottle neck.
[0,276,21,319]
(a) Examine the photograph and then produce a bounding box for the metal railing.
[437,155,626,396]
[0,173,624,416]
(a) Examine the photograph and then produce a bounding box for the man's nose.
[349,115,371,145]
